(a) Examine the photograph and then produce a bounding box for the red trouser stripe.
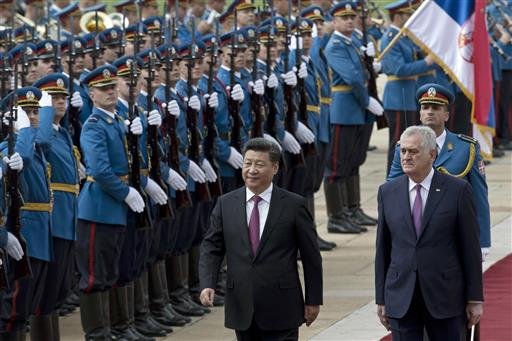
[85,222,96,293]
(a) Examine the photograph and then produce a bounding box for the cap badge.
[427,87,436,97]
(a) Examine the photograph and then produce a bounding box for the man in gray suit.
[199,138,323,341]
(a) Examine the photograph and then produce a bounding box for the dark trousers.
[235,318,298,341]
[384,110,419,175]
[388,280,466,341]
[496,71,512,143]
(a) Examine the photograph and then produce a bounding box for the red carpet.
[380,254,512,341]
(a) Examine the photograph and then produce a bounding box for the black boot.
[134,274,169,338]
[79,292,111,341]
[0,330,24,341]
[29,315,53,341]
[126,282,155,341]
[51,311,60,341]
[157,260,191,325]
[347,175,377,226]
[110,285,141,341]
[324,180,362,234]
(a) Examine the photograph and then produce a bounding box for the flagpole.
[374,27,405,62]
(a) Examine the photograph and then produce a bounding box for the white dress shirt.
[246,184,273,239]
[408,168,434,214]
[436,129,447,153]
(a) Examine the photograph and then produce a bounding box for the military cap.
[219,30,247,48]
[138,0,158,7]
[35,39,58,59]
[8,42,36,65]
[125,23,148,42]
[230,0,256,12]
[411,0,422,10]
[240,26,258,44]
[330,1,357,17]
[99,27,123,46]
[260,17,288,33]
[81,33,99,53]
[176,41,204,59]
[13,25,35,43]
[157,42,179,60]
[257,25,274,44]
[82,3,107,14]
[82,65,118,88]
[219,10,232,25]
[200,34,217,52]
[54,1,81,19]
[301,5,325,22]
[33,73,69,96]
[291,18,314,34]
[61,36,87,55]
[137,48,162,67]
[384,0,415,15]
[142,16,163,34]
[114,0,137,12]
[112,55,144,77]
[15,87,42,108]
[416,83,454,106]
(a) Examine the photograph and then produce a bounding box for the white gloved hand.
[187,95,201,111]
[373,61,382,73]
[125,117,143,135]
[201,159,217,182]
[187,160,206,183]
[147,109,162,127]
[481,247,490,262]
[70,91,83,109]
[362,42,376,57]
[166,100,180,117]
[281,70,297,87]
[263,133,282,152]
[124,187,145,213]
[3,152,23,171]
[227,147,243,169]
[282,131,301,154]
[295,121,315,144]
[251,79,265,95]
[144,178,168,205]
[206,92,219,109]
[366,96,384,116]
[78,162,86,180]
[9,75,15,91]
[229,84,245,102]
[5,232,23,261]
[266,73,278,88]
[39,91,52,107]
[298,62,308,79]
[166,168,187,191]
[14,107,31,131]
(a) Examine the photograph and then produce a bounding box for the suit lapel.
[398,176,416,239]
[253,186,285,262]
[417,171,447,242]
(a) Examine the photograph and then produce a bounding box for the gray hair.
[243,138,281,163]
[400,126,437,152]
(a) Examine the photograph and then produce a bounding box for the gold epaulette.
[457,134,477,144]
[437,142,475,178]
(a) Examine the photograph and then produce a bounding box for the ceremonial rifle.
[228,10,243,155]
[250,15,264,138]
[66,25,83,152]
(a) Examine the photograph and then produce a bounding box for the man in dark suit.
[375,126,483,340]
[199,138,323,341]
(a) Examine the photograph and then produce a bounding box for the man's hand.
[377,304,390,331]
[466,302,483,329]
[304,305,320,327]
[200,288,215,307]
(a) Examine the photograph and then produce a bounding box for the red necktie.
[249,195,262,256]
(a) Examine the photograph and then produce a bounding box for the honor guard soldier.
[98,27,123,64]
[380,0,435,174]
[77,65,147,340]
[54,2,82,35]
[114,0,139,25]
[388,83,491,260]
[0,87,53,340]
[32,73,80,340]
[324,1,384,234]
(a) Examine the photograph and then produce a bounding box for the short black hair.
[242,138,281,163]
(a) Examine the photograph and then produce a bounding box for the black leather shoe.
[497,141,512,150]
[130,326,155,341]
[327,217,361,234]
[185,296,211,314]
[169,296,205,317]
[152,307,188,327]
[320,236,337,248]
[112,326,151,341]
[66,292,81,307]
[317,237,335,251]
[148,315,173,333]
[367,145,377,151]
[134,318,167,338]
[213,294,225,307]
[350,207,377,226]
[165,304,192,324]
[493,147,505,157]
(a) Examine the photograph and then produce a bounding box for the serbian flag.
[403,0,494,159]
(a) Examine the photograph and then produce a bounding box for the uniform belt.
[140,168,149,176]
[86,175,129,183]
[332,85,353,92]
[387,75,417,81]
[21,202,52,212]
[320,97,331,104]
[50,182,80,195]
[306,105,320,114]
[417,70,436,78]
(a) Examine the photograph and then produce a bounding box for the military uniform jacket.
[388,130,491,247]
[310,38,331,143]
[38,107,79,241]
[325,31,369,125]
[78,70,94,123]
[78,107,131,226]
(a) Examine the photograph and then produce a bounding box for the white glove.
[298,62,308,79]
[9,75,15,90]
[295,121,315,144]
[5,232,23,260]
[13,107,31,131]
[187,95,201,111]
[281,70,297,87]
[70,91,83,109]
[282,131,301,154]
[124,187,145,213]
[186,160,206,183]
[201,159,217,182]
[3,152,23,171]
[229,84,245,102]
[251,79,265,95]
[147,109,162,127]
[144,178,168,205]
[373,61,382,73]
[39,91,52,107]
[227,147,243,169]
[166,168,187,191]
[263,133,282,152]
[362,42,376,57]
[78,162,86,180]
[481,247,490,262]
[125,117,143,135]
[206,92,219,109]
[166,100,180,117]
[266,73,278,88]
[366,96,384,116]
